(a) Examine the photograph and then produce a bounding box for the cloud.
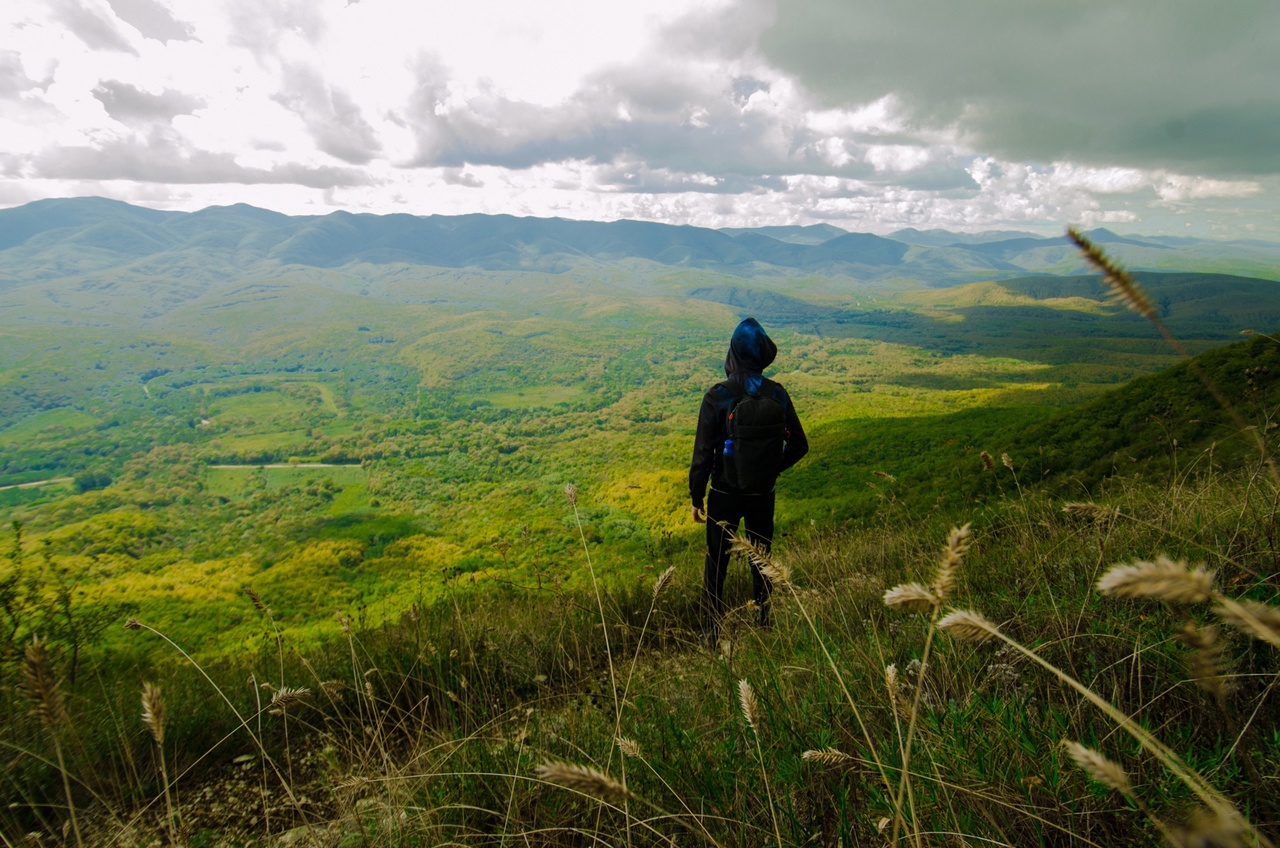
[0,51,40,99]
[759,0,1280,178]
[272,65,382,165]
[594,161,787,194]
[226,0,327,55]
[51,0,137,54]
[92,80,205,123]
[104,0,195,42]
[441,168,483,188]
[31,130,368,188]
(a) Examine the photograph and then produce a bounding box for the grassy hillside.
[3,203,1280,844]
[2,361,1277,845]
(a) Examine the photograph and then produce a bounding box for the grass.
[3,236,1280,846]
[203,465,366,498]
[6,455,1276,847]
[0,408,96,447]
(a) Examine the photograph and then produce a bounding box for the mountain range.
[3,197,1280,288]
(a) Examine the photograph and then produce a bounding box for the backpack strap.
[719,377,775,399]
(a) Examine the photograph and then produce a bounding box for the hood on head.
[724,317,777,377]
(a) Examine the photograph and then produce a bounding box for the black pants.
[703,488,775,624]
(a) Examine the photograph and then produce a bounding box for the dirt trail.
[0,477,73,492]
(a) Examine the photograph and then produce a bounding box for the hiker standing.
[690,317,808,642]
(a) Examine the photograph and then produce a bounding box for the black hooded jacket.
[689,318,808,508]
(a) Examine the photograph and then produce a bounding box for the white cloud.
[0,0,1277,239]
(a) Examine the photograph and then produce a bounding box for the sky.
[2,0,1278,238]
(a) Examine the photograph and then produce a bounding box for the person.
[689,317,807,643]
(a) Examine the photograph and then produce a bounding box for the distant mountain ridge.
[2,197,1279,286]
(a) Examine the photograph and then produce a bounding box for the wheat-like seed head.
[980,451,995,471]
[1062,502,1119,522]
[758,560,792,590]
[22,636,64,729]
[885,663,898,694]
[1215,598,1280,648]
[729,534,769,563]
[883,583,938,613]
[872,470,897,482]
[738,679,760,730]
[1097,557,1215,604]
[536,762,633,802]
[1062,740,1132,796]
[244,587,267,614]
[616,737,641,758]
[1000,453,1014,470]
[802,748,854,766]
[563,484,578,506]
[141,682,165,745]
[1179,624,1232,704]
[124,617,143,630]
[938,610,997,642]
[932,523,971,601]
[269,686,311,711]
[1177,806,1246,848]
[1067,227,1159,321]
[652,566,675,600]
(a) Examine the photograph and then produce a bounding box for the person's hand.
[691,505,705,524]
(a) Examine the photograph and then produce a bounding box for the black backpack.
[720,379,787,492]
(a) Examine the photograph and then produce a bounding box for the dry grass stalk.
[141,682,165,745]
[1062,502,1119,523]
[938,610,997,642]
[933,523,971,601]
[883,583,938,613]
[1062,740,1133,796]
[269,686,311,712]
[536,762,633,802]
[1097,557,1215,604]
[652,566,675,600]
[1173,806,1246,848]
[23,637,82,848]
[1067,226,1158,321]
[142,682,177,844]
[872,470,897,482]
[616,737,641,759]
[758,560,792,590]
[738,679,760,730]
[1215,598,1280,649]
[244,586,268,614]
[980,451,995,471]
[1001,453,1013,470]
[802,748,854,766]
[23,636,65,728]
[1179,624,1232,705]
[563,483,578,506]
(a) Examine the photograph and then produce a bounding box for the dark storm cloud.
[272,66,382,165]
[759,0,1280,177]
[51,0,137,54]
[104,0,196,43]
[32,131,368,188]
[93,80,205,124]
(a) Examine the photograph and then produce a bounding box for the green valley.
[1,200,1278,846]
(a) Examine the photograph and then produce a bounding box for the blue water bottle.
[723,438,734,458]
